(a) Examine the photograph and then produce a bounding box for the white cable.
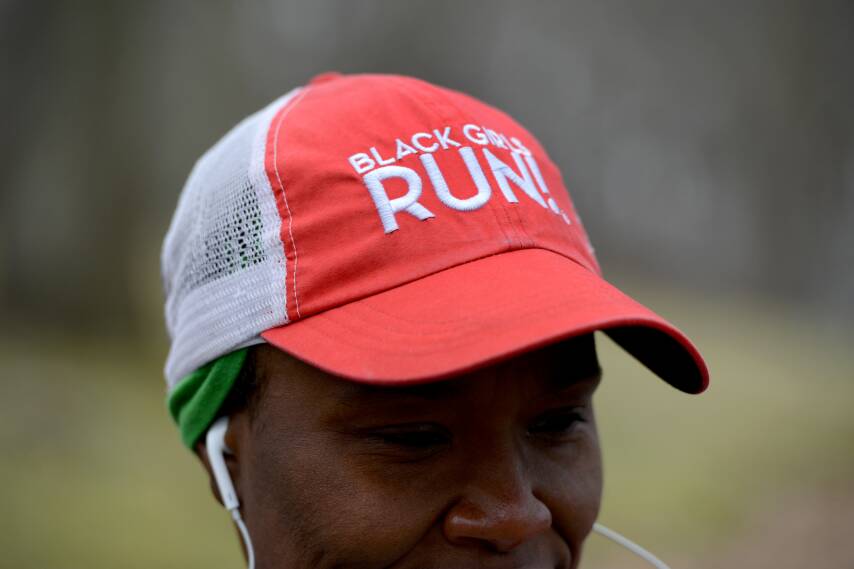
[207,418,256,569]
[592,523,672,569]
[232,509,256,569]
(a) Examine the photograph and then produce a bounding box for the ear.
[194,412,249,508]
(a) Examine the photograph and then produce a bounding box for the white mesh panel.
[162,89,302,391]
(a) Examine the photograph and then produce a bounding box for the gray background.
[3,0,852,336]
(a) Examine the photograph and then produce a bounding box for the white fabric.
[161,88,302,391]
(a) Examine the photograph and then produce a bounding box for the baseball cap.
[162,72,708,446]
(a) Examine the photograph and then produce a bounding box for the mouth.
[386,554,569,569]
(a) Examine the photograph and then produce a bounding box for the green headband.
[167,348,248,449]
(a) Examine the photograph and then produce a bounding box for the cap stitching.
[271,88,312,319]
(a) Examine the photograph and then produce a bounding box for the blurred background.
[1,1,852,567]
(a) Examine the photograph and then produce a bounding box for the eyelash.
[527,408,588,440]
[368,408,588,452]
[370,424,451,450]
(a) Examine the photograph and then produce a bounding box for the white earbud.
[205,416,255,569]
[206,417,239,511]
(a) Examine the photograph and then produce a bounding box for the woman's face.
[214,336,603,569]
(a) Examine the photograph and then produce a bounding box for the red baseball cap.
[163,72,708,394]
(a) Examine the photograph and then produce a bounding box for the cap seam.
[268,87,313,320]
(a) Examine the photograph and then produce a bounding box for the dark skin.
[197,335,603,569]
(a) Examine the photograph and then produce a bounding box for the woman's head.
[163,72,708,569]
[199,335,603,568]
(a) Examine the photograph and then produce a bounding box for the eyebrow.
[335,379,465,407]
[545,366,602,392]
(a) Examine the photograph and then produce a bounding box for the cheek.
[538,436,604,552]
[244,431,449,568]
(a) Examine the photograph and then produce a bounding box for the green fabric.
[167,348,248,449]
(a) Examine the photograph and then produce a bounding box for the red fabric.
[261,73,708,392]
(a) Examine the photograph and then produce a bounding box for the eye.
[528,408,587,441]
[369,423,451,450]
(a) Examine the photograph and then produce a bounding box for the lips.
[384,544,571,569]
[389,559,566,569]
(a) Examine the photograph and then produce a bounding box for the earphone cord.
[231,509,256,569]
[592,523,671,569]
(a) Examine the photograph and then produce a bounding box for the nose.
[442,453,552,553]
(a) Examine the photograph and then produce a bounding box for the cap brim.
[261,249,709,393]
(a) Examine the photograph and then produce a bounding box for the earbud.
[205,416,255,569]
[206,417,239,511]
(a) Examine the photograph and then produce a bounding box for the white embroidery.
[352,125,576,231]
[525,154,571,223]
[484,128,509,149]
[433,127,461,150]
[509,136,532,156]
[463,124,489,145]
[370,146,395,166]
[349,125,534,174]
[349,152,376,174]
[421,148,491,212]
[525,154,550,195]
[411,132,439,152]
[483,148,547,208]
[395,139,418,160]
[362,165,435,233]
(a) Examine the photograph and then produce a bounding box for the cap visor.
[261,249,708,393]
